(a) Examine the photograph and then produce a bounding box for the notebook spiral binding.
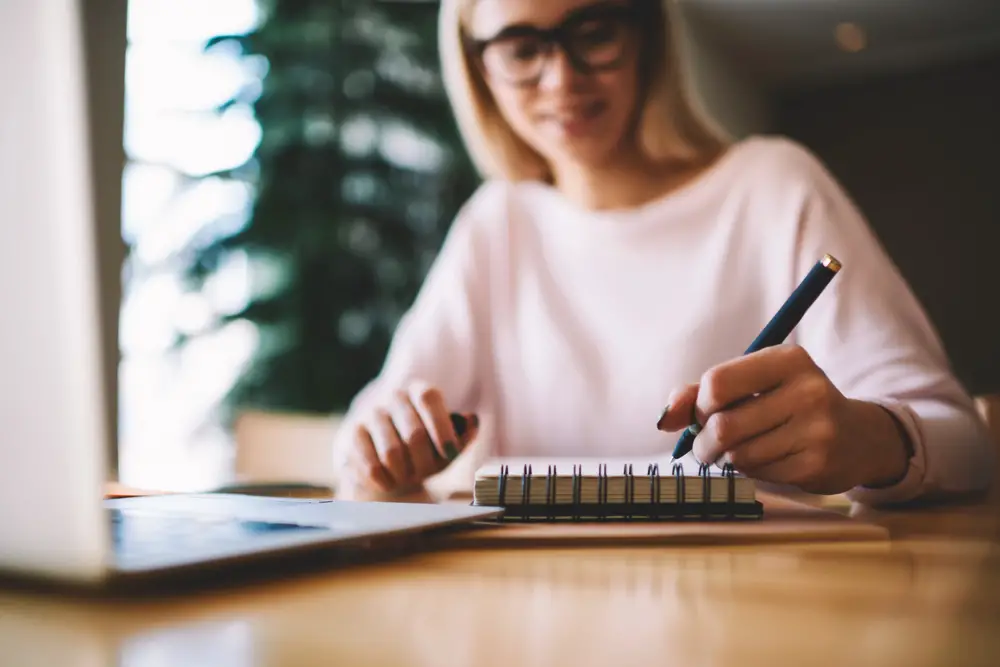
[489,459,760,522]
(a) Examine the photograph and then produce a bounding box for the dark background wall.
[776,53,1000,395]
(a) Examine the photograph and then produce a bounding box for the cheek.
[596,70,639,122]
[490,87,539,136]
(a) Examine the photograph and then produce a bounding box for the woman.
[332,0,994,504]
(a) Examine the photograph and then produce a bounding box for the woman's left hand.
[656,345,912,494]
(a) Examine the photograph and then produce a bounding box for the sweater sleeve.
[779,141,994,505]
[331,183,494,470]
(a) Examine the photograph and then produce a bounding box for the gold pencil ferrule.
[821,254,842,272]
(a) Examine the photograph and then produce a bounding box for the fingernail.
[450,413,468,437]
[656,404,670,431]
[444,441,459,460]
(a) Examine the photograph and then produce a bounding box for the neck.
[550,147,721,212]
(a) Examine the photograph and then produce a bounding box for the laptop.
[0,0,500,590]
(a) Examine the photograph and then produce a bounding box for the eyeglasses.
[464,1,644,87]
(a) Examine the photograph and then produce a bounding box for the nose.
[536,46,582,91]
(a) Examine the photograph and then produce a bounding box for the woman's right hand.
[337,380,479,496]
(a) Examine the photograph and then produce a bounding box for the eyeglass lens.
[480,10,633,84]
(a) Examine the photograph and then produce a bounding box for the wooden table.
[3,491,1000,667]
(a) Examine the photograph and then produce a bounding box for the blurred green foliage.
[182,1,480,418]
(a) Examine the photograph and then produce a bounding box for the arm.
[786,143,994,505]
[331,184,495,483]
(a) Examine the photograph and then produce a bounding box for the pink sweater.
[340,136,994,505]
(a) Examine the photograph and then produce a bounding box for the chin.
[543,140,623,171]
[528,121,629,172]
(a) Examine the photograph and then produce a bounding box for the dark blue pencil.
[667,254,843,461]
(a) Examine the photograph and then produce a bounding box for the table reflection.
[1,502,999,667]
[119,619,256,667]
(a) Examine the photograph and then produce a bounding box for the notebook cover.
[487,500,764,521]
[441,492,889,547]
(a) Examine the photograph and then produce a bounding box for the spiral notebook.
[472,456,763,521]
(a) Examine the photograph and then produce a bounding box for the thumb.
[655,384,701,433]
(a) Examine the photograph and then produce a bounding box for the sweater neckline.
[517,137,753,232]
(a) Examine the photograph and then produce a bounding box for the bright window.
[118,0,262,491]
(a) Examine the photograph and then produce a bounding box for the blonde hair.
[438,0,730,182]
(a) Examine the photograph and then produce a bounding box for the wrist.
[846,399,912,489]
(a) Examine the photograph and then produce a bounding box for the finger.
[724,419,805,475]
[739,449,807,488]
[655,383,700,432]
[696,345,812,418]
[692,386,795,465]
[347,424,394,492]
[390,391,438,479]
[409,382,461,461]
[369,409,413,485]
[735,407,840,491]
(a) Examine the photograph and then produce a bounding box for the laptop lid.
[0,0,111,583]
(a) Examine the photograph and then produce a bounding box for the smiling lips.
[539,100,607,138]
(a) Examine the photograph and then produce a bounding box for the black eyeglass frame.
[461,0,654,87]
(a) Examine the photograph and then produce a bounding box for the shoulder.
[451,178,551,236]
[435,179,527,265]
[727,134,843,198]
[452,179,511,229]
[732,137,884,269]
[440,180,508,248]
[430,179,544,285]
[458,178,509,214]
